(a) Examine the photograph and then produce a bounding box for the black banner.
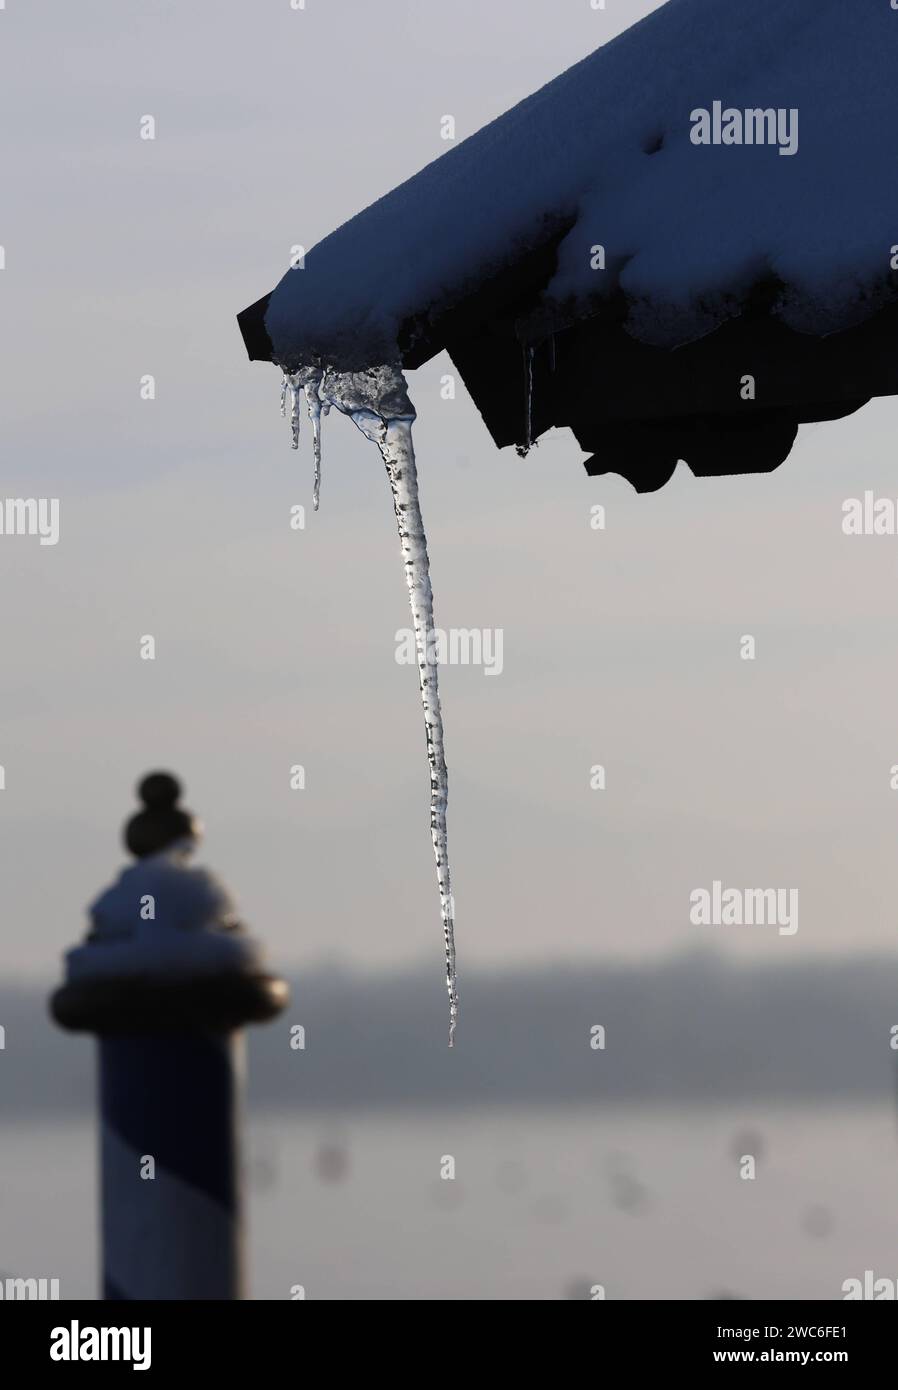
[0,1299,888,1374]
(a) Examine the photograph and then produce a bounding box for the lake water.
[3,1104,897,1299]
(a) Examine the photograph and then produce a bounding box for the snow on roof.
[262,0,898,372]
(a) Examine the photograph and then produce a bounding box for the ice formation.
[281,366,458,1045]
[516,345,535,458]
[283,369,324,510]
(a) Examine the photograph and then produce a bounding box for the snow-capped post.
[50,773,288,1301]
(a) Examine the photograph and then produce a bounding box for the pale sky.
[3,0,898,982]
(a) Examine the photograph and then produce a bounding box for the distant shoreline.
[5,950,897,1113]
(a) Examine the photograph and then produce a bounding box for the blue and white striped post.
[51,773,288,1301]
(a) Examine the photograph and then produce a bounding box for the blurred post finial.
[125,771,199,857]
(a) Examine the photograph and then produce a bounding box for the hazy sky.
[3,0,898,984]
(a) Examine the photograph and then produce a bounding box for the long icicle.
[378,416,457,1046]
[279,366,458,1044]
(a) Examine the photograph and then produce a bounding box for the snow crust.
[264,0,898,366]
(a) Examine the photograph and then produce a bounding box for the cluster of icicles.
[280,365,458,1046]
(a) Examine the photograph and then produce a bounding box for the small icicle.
[306,382,323,512]
[280,369,325,508]
[291,385,302,451]
[284,372,303,450]
[516,344,535,457]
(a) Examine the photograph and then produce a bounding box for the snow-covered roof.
[258,0,898,371]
